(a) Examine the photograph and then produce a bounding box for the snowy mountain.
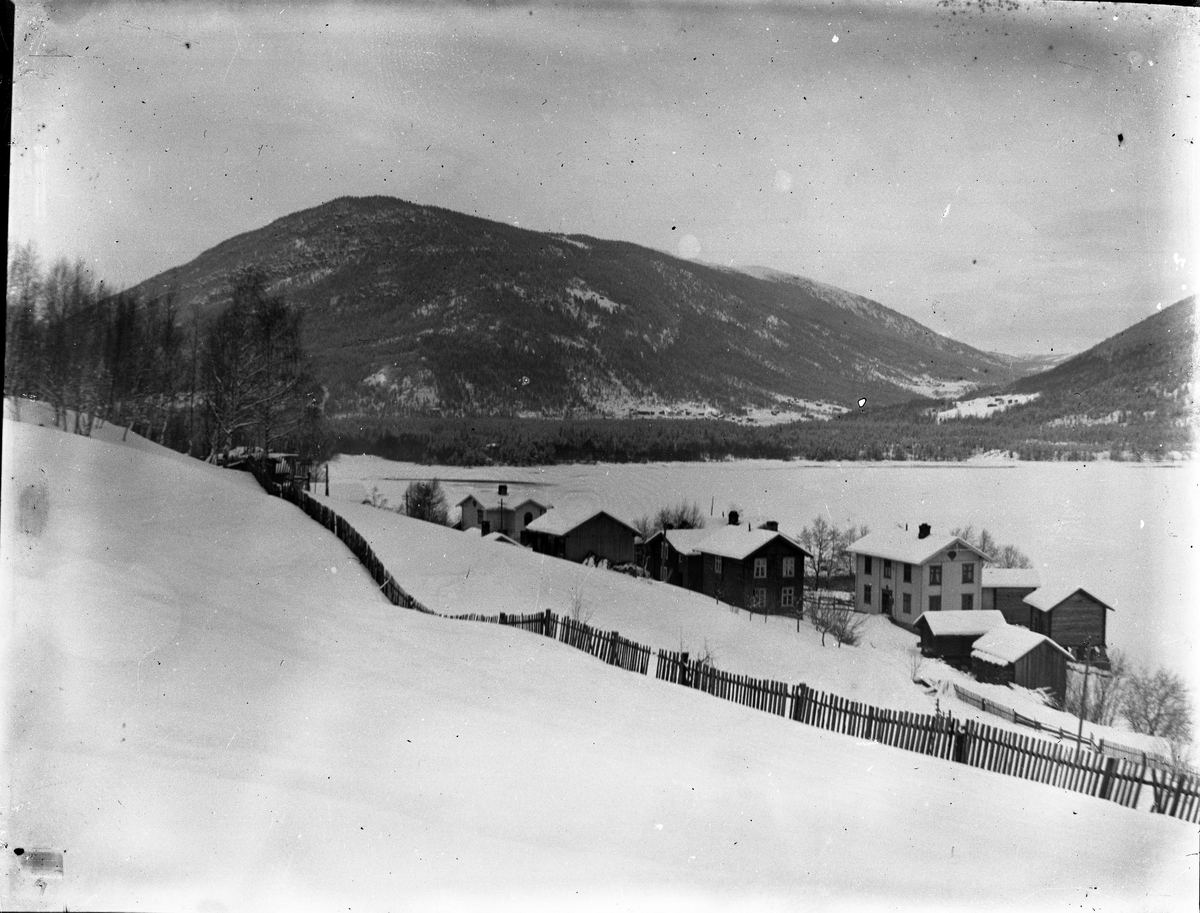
[3,411,1195,909]
[127,196,1034,418]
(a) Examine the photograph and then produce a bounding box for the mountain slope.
[992,296,1196,441]
[130,196,1031,417]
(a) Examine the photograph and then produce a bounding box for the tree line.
[5,244,328,464]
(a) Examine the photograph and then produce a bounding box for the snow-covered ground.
[3,415,1197,911]
[936,393,1041,422]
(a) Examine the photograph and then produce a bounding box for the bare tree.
[1123,664,1194,743]
[404,479,449,525]
[809,593,866,647]
[1064,650,1128,725]
[800,515,838,592]
[951,525,1032,568]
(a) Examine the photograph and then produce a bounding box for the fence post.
[1098,755,1118,801]
[500,612,507,626]
[680,652,690,687]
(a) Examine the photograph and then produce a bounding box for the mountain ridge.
[129,195,1038,417]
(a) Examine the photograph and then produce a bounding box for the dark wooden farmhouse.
[913,610,1007,668]
[644,527,710,591]
[695,522,811,615]
[981,567,1041,625]
[1022,585,1114,666]
[522,506,639,566]
[970,626,1072,701]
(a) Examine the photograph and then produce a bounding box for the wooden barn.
[523,506,639,566]
[980,567,1041,625]
[1022,584,1114,665]
[644,527,710,590]
[913,610,1007,668]
[970,626,1072,701]
[695,522,811,615]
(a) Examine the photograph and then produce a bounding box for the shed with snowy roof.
[457,487,550,538]
[846,523,991,630]
[1022,585,1114,665]
[912,610,1007,668]
[981,566,1041,625]
[970,626,1071,700]
[523,506,639,566]
[694,520,811,615]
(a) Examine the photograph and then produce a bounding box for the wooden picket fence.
[248,467,1200,824]
[952,683,1194,777]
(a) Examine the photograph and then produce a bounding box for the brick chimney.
[918,522,931,540]
[728,510,740,526]
[760,520,779,532]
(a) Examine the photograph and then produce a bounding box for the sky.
[8,0,1200,355]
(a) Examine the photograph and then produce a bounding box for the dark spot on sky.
[185,41,191,49]
[972,259,977,265]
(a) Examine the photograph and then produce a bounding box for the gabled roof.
[693,526,811,561]
[914,610,1007,638]
[1023,584,1115,614]
[847,527,992,566]
[456,492,551,512]
[481,531,521,546]
[972,626,1072,666]
[981,567,1041,590]
[525,506,639,537]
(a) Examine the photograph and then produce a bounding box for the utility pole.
[1074,639,1093,764]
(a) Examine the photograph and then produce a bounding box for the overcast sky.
[9,0,1199,355]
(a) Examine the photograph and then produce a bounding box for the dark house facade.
[981,567,1041,626]
[523,507,638,566]
[695,523,811,615]
[644,528,709,591]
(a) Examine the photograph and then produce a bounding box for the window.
[928,595,941,612]
[524,511,534,526]
[864,584,872,606]
[481,521,491,535]
[929,564,942,586]
[864,555,873,574]
[754,557,767,578]
[751,588,766,610]
[715,556,722,575]
[883,559,892,579]
[903,563,912,583]
[902,593,912,615]
[962,562,975,584]
[660,566,669,582]
[961,593,974,611]
[782,586,795,608]
[782,557,795,578]
[661,541,669,560]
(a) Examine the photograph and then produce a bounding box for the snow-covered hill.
[3,415,1196,911]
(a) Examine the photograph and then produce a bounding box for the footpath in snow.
[3,417,1196,912]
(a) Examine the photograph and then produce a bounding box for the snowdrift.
[3,417,1196,911]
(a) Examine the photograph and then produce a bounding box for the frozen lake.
[331,454,1199,693]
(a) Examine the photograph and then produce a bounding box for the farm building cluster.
[455,486,1112,701]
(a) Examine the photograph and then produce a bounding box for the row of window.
[712,555,797,578]
[862,585,973,613]
[862,556,974,586]
[749,586,797,609]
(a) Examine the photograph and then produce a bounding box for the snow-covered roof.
[914,610,1007,637]
[981,567,1040,590]
[663,528,717,555]
[971,626,1071,666]
[693,526,810,561]
[481,531,521,546]
[525,506,638,537]
[456,492,550,512]
[847,527,991,565]
[1023,584,1114,614]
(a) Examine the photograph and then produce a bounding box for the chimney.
[760,520,779,532]
[728,510,740,526]
[918,522,931,540]
[498,484,508,497]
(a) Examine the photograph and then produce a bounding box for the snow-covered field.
[4,416,1197,911]
[936,393,1040,422]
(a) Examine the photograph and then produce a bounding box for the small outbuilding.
[457,486,550,538]
[980,567,1041,625]
[970,626,1072,701]
[523,506,639,566]
[912,610,1007,668]
[1022,584,1114,665]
